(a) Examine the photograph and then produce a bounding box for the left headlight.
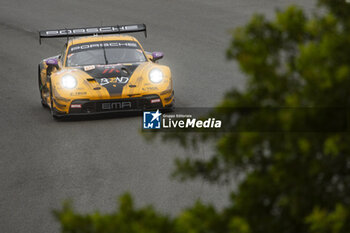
[61,75,77,89]
[149,69,163,83]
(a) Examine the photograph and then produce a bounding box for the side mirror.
[46,58,59,75]
[152,52,164,61]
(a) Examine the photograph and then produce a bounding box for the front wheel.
[162,97,175,113]
[38,65,48,108]
[49,80,65,120]
[52,112,65,120]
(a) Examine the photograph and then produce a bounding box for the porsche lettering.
[44,26,139,36]
[70,42,138,52]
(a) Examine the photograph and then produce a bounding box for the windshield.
[66,41,147,67]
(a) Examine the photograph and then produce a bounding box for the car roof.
[67,35,138,47]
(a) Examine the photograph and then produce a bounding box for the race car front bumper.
[53,94,174,116]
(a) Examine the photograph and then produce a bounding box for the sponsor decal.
[71,104,82,108]
[101,102,132,110]
[70,92,87,96]
[150,98,161,103]
[144,86,158,91]
[84,65,95,71]
[100,78,109,86]
[98,77,129,85]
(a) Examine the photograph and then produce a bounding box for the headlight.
[61,75,77,89]
[149,69,163,83]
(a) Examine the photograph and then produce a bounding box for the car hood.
[79,63,140,96]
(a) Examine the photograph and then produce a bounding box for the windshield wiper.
[102,42,109,65]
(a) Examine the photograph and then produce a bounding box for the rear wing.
[39,24,147,44]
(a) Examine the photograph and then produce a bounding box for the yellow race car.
[38,24,174,119]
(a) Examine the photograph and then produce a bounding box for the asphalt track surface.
[0,0,315,232]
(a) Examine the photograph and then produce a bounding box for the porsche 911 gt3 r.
[38,24,174,119]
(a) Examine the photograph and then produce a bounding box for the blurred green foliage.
[55,0,350,232]
[54,193,174,233]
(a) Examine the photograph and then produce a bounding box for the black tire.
[162,97,175,113]
[49,80,64,120]
[38,65,48,108]
[170,97,175,110]
[52,114,65,120]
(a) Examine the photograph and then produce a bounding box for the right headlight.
[61,75,77,89]
[149,69,163,83]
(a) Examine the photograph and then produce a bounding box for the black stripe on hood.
[82,64,139,96]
